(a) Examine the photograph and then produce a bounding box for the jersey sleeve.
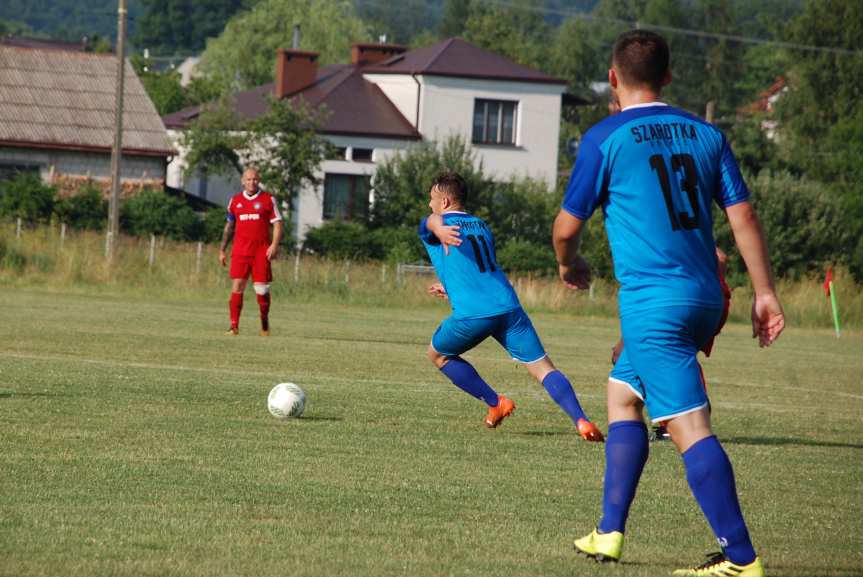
[226,197,236,222]
[267,194,283,223]
[561,137,606,220]
[715,137,750,208]
[418,217,440,245]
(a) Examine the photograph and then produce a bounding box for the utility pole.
[107,0,127,260]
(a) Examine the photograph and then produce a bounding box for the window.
[472,99,518,145]
[351,148,373,162]
[0,163,40,182]
[323,174,371,221]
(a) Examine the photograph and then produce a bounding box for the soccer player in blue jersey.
[419,172,603,441]
[552,30,785,576]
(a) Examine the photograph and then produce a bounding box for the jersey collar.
[621,101,668,112]
[242,190,261,201]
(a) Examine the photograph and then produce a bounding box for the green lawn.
[0,289,860,577]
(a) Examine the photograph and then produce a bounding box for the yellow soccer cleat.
[260,329,270,337]
[225,326,239,336]
[672,553,764,577]
[574,529,624,563]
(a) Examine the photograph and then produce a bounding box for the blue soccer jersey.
[562,103,749,315]
[419,212,521,319]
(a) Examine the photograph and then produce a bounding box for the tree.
[242,97,333,213]
[462,0,551,70]
[370,136,489,230]
[549,17,604,94]
[439,0,471,38]
[355,0,432,44]
[198,0,370,93]
[134,0,253,56]
[121,188,204,240]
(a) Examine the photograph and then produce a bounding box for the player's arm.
[219,220,234,267]
[552,210,591,290]
[267,220,283,261]
[425,214,461,255]
[725,201,784,347]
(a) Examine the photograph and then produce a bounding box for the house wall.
[165,131,416,241]
[417,76,564,189]
[0,146,166,183]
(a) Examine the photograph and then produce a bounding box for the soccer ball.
[267,383,305,419]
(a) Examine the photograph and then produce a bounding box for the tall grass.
[1,222,859,330]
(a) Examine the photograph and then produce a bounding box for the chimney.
[351,43,407,67]
[275,49,319,99]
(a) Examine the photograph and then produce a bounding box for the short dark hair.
[612,30,670,92]
[431,171,468,206]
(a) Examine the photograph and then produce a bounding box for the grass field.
[1,289,861,577]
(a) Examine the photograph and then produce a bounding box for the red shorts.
[700,273,731,357]
[229,251,272,283]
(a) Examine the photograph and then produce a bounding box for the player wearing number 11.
[554,30,784,576]
[419,172,603,441]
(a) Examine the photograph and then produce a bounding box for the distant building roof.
[363,37,567,85]
[0,35,88,52]
[0,44,174,157]
[739,77,787,114]
[163,63,421,140]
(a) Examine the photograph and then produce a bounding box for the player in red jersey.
[612,248,731,440]
[219,167,283,336]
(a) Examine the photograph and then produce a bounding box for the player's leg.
[251,250,273,336]
[492,308,600,438]
[522,355,603,442]
[574,363,647,562]
[429,315,513,428]
[227,257,251,335]
[629,306,761,575]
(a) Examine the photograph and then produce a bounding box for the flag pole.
[829,280,841,338]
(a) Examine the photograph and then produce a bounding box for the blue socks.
[683,436,757,565]
[541,370,588,423]
[598,420,649,534]
[440,357,499,406]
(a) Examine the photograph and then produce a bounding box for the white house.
[163,38,567,240]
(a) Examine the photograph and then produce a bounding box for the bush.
[496,239,555,274]
[53,183,107,230]
[121,188,204,241]
[369,227,425,263]
[0,172,55,224]
[203,206,228,244]
[713,171,845,283]
[302,220,380,260]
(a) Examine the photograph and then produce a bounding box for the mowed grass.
[0,289,861,577]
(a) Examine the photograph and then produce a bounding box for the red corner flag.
[824,267,833,296]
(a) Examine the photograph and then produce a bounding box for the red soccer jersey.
[227,190,282,257]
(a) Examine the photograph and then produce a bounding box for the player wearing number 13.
[419,172,602,441]
[554,30,784,575]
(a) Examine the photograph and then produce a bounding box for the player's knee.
[427,345,447,368]
[253,283,270,295]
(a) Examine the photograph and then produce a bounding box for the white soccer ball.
[267,383,305,419]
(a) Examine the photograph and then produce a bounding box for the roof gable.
[363,37,566,85]
[0,45,174,156]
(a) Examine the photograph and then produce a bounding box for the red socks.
[256,293,271,330]
[229,292,243,328]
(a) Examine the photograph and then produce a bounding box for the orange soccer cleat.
[577,419,605,442]
[485,395,515,428]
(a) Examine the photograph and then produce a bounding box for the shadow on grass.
[723,435,863,450]
[513,430,572,437]
[296,415,343,422]
[0,391,71,399]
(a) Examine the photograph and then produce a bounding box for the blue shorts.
[610,305,722,423]
[431,308,546,363]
